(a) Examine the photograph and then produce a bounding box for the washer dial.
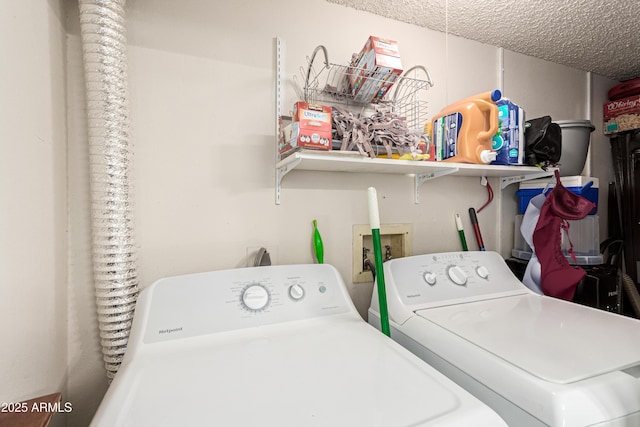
[476,265,489,279]
[289,283,305,300]
[423,271,437,286]
[241,283,270,311]
[447,265,468,286]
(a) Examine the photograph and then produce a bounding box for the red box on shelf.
[604,94,640,134]
[348,36,403,103]
[279,102,332,156]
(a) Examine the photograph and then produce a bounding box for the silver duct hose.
[78,0,139,380]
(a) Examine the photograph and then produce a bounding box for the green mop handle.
[368,187,390,337]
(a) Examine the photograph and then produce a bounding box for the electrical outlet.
[352,224,412,283]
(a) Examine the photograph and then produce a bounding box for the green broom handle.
[368,187,390,337]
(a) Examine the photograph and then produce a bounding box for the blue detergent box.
[516,176,599,215]
[491,99,524,165]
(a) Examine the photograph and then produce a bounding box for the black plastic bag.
[524,116,562,168]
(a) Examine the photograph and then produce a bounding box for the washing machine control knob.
[241,284,270,311]
[423,271,437,286]
[476,265,489,279]
[447,266,468,286]
[289,283,305,300]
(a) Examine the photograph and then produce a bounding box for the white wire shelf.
[274,39,553,205]
[275,151,555,204]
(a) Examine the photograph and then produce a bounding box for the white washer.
[90,263,506,426]
[369,251,640,427]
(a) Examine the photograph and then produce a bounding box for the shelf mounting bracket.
[275,157,302,205]
[500,169,555,190]
[414,167,459,203]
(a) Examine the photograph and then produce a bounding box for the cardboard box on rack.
[604,94,640,134]
[348,36,403,103]
[279,102,332,156]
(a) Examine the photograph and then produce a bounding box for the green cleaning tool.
[368,187,390,337]
[313,219,324,264]
[455,213,469,251]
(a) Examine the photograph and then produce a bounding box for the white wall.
[0,0,613,426]
[0,1,68,427]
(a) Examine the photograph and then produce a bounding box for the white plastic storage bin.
[512,215,603,265]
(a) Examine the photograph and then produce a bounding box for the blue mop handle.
[368,187,390,337]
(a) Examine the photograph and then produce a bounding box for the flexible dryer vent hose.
[78,0,139,380]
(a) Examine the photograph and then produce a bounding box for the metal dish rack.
[300,45,434,133]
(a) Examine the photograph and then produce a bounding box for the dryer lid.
[416,294,640,384]
[91,319,506,426]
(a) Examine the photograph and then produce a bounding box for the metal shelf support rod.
[275,36,285,204]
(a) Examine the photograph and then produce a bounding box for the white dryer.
[369,251,640,427]
[90,263,506,426]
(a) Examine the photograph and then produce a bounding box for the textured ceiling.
[326,0,639,82]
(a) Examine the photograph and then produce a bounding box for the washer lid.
[416,294,640,384]
[91,318,506,426]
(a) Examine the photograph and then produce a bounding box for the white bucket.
[555,120,595,176]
